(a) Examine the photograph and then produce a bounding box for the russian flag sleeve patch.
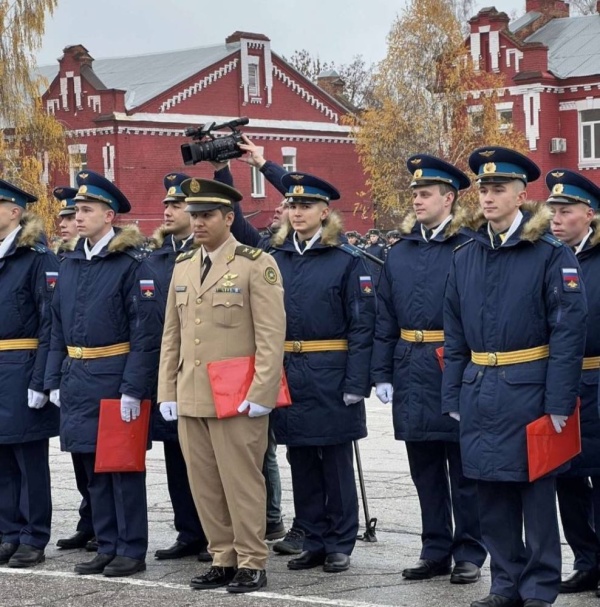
[140,279,156,299]
[562,267,580,292]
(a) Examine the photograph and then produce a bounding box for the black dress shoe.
[471,594,523,607]
[85,537,98,552]
[74,553,115,575]
[560,569,600,593]
[523,601,551,607]
[197,548,212,562]
[154,540,205,560]
[190,566,237,589]
[7,544,45,568]
[287,550,326,570]
[402,558,452,580]
[0,542,18,564]
[226,568,267,593]
[56,530,95,550]
[451,561,481,584]
[323,553,350,573]
[103,555,146,577]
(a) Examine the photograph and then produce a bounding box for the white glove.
[375,383,393,404]
[49,389,61,408]
[28,389,48,409]
[449,412,461,422]
[120,394,141,422]
[343,393,363,406]
[160,401,178,421]
[237,400,272,418]
[550,414,568,434]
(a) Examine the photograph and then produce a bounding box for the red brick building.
[39,32,371,234]
[467,0,600,199]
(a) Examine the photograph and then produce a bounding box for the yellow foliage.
[1,0,67,238]
[348,0,528,219]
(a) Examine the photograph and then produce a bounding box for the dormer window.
[248,57,260,98]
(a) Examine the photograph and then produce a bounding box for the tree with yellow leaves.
[1,0,67,238]
[350,0,527,222]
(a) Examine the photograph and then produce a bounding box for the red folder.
[207,356,291,419]
[435,347,444,371]
[95,399,151,473]
[526,399,581,482]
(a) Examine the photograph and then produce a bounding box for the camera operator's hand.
[209,160,230,172]
[237,134,266,168]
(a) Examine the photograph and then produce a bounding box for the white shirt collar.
[201,238,229,264]
[293,227,323,255]
[421,214,453,242]
[84,228,115,260]
[488,210,523,248]
[574,227,594,256]
[172,233,193,252]
[0,225,22,259]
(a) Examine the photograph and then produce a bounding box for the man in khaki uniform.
[157,178,285,594]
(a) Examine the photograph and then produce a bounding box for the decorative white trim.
[559,101,577,111]
[505,48,523,71]
[490,31,500,72]
[263,40,273,106]
[68,143,88,154]
[158,58,239,113]
[272,66,339,123]
[88,95,101,113]
[60,77,69,110]
[74,76,82,109]
[523,91,541,149]
[40,151,49,185]
[470,33,481,71]
[103,143,115,181]
[478,25,491,33]
[65,128,115,137]
[111,111,352,133]
[46,99,60,114]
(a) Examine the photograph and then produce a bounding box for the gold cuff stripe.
[582,356,600,370]
[284,340,348,353]
[67,342,131,360]
[471,345,549,367]
[0,338,39,351]
[401,329,445,343]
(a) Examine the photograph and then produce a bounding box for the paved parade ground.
[0,398,596,607]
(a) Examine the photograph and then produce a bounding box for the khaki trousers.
[178,414,269,569]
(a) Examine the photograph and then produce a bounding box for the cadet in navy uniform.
[0,181,59,568]
[365,228,386,282]
[545,170,600,595]
[269,172,375,573]
[51,187,96,552]
[45,170,161,577]
[147,173,210,562]
[371,156,486,584]
[443,148,587,607]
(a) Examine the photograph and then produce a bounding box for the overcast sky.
[36,0,525,68]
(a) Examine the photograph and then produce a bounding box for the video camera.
[180,117,249,165]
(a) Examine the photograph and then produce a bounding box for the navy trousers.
[79,453,148,560]
[71,452,94,535]
[163,439,206,546]
[478,477,561,603]
[405,440,486,566]
[288,442,358,555]
[0,439,52,549]
[557,475,600,571]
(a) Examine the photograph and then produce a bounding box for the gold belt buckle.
[414,330,424,343]
[73,347,83,359]
[487,352,498,366]
[292,341,302,353]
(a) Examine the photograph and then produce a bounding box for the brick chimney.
[316,70,345,98]
[525,0,569,16]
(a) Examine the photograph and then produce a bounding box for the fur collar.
[400,205,469,239]
[53,236,79,254]
[16,213,45,248]
[148,225,170,251]
[462,201,552,243]
[270,210,344,248]
[589,216,600,248]
[108,224,145,253]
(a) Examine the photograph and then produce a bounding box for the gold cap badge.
[551,171,565,178]
[290,174,303,181]
[410,158,422,166]
[190,179,200,194]
[60,200,67,209]
[413,169,423,179]
[293,185,305,194]
[79,172,88,179]
[78,185,88,195]
[479,151,495,158]
[483,163,497,174]
[166,174,177,181]
[167,187,176,196]
[552,183,564,195]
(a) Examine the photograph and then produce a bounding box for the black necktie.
[201,256,212,284]
[423,227,433,241]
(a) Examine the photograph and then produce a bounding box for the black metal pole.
[354,440,378,542]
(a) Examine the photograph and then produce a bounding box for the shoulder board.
[540,233,563,248]
[30,244,49,254]
[176,250,196,263]
[338,243,363,258]
[235,245,263,260]
[124,248,145,262]
[452,238,474,253]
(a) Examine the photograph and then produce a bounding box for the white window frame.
[580,108,600,167]
[251,145,265,198]
[248,56,260,98]
[282,146,297,172]
[68,144,88,187]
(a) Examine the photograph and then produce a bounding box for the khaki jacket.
[157,235,286,417]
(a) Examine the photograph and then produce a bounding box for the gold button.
[415,330,424,343]
[487,353,498,366]
[196,297,202,304]
[226,301,230,306]
[194,338,200,345]
[195,360,200,366]
[195,318,200,325]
